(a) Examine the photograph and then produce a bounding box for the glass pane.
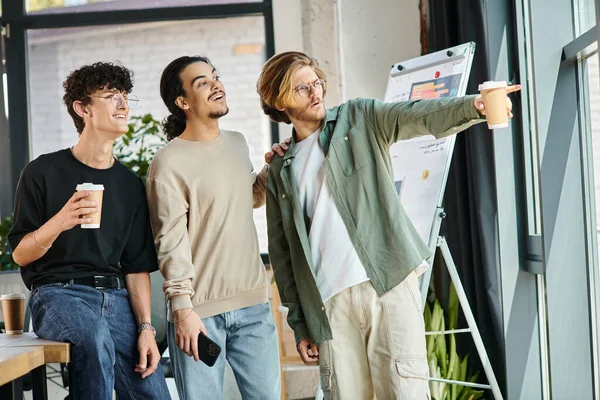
[516,0,542,234]
[588,55,600,248]
[573,0,597,35]
[27,0,260,14]
[27,17,271,252]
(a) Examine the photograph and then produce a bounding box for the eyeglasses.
[84,93,139,109]
[294,79,326,98]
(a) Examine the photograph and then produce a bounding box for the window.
[26,0,261,14]
[515,0,542,235]
[27,16,271,251]
[583,54,600,238]
[574,0,597,34]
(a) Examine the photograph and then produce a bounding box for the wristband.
[137,322,156,337]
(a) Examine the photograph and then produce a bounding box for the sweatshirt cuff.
[170,295,193,312]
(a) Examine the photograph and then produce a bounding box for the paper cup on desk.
[76,183,104,229]
[478,81,509,129]
[1,293,25,334]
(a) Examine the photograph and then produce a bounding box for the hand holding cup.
[75,183,104,229]
[474,82,521,129]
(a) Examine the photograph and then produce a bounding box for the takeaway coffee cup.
[76,183,104,229]
[478,81,509,129]
[1,293,25,334]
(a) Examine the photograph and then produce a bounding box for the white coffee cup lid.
[478,81,507,90]
[76,183,104,191]
[1,293,26,300]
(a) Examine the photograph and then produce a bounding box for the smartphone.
[197,332,222,367]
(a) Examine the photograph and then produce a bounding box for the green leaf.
[113,113,166,182]
[470,390,484,400]
[459,355,469,382]
[448,334,458,379]
[418,283,482,400]
[452,354,469,399]
[0,215,18,270]
[449,283,459,330]
[468,371,480,383]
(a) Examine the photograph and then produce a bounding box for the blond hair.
[256,51,327,124]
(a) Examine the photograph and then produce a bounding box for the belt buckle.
[94,276,107,290]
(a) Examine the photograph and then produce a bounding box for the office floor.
[21,362,319,399]
[21,364,180,400]
[19,344,233,399]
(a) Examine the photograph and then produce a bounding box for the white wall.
[339,0,422,101]
[272,0,422,140]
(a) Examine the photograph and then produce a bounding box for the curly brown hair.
[62,62,133,134]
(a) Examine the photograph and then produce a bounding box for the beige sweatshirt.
[146,129,269,320]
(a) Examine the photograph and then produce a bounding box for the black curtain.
[429,0,506,395]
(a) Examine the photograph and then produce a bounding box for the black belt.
[33,276,125,290]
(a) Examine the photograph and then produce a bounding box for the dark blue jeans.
[29,283,170,400]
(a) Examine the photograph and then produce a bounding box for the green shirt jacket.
[266,96,485,345]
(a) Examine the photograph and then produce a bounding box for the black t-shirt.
[8,148,158,289]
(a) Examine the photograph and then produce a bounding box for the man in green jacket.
[257,51,519,399]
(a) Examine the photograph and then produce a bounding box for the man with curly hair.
[8,62,170,399]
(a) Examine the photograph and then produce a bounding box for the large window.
[573,0,600,395]
[27,16,271,251]
[585,55,600,245]
[578,25,600,397]
[26,0,261,14]
[574,0,597,34]
[509,0,600,397]
[0,0,275,251]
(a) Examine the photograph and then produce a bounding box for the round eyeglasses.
[85,93,139,109]
[294,79,326,98]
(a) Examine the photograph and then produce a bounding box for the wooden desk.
[0,346,44,386]
[0,346,44,400]
[0,333,70,400]
[0,332,70,363]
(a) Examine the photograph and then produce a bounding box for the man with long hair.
[147,56,283,399]
[257,51,519,399]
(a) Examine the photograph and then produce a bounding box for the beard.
[287,104,325,124]
[208,106,229,119]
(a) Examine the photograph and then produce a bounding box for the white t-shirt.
[292,129,370,301]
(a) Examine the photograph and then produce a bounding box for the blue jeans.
[29,283,170,400]
[168,302,280,400]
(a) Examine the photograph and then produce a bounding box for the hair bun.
[162,114,186,141]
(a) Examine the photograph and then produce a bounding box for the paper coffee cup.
[76,183,104,229]
[1,293,25,335]
[478,81,509,129]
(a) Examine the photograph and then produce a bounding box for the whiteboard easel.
[384,42,475,255]
[384,42,503,400]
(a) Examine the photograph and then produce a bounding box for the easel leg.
[438,237,504,400]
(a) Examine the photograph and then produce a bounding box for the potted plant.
[113,113,166,182]
[425,284,484,400]
[0,214,18,271]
